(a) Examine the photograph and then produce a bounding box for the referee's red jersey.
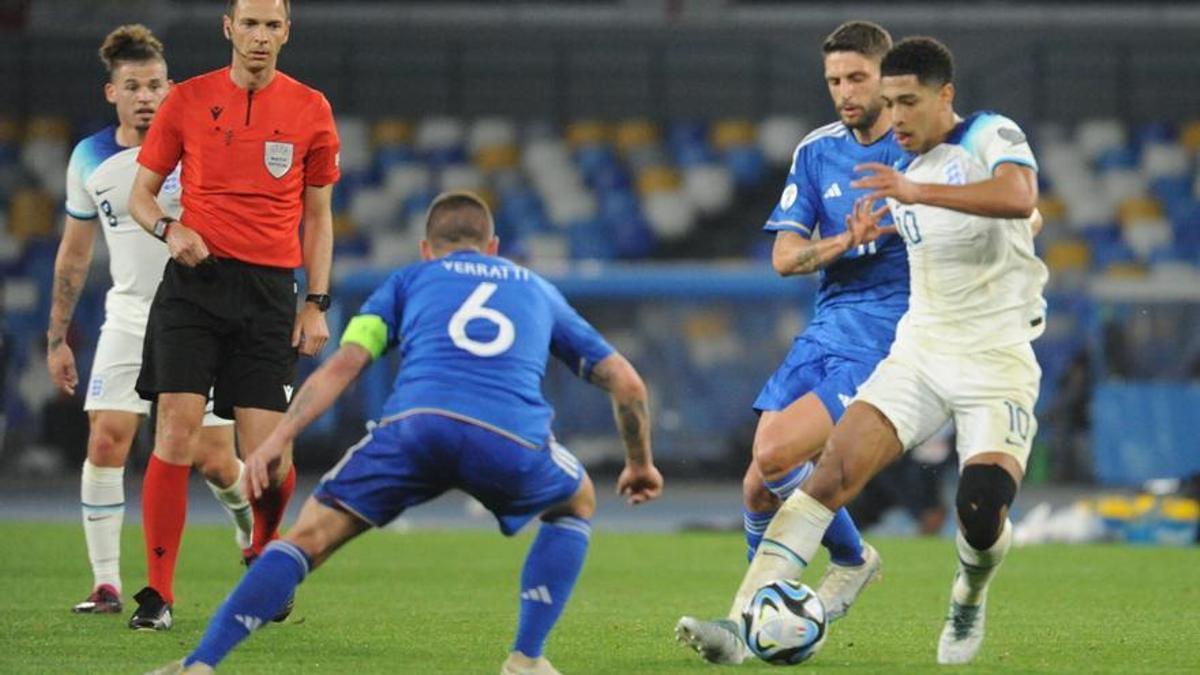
[139,67,340,268]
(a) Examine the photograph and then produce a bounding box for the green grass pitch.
[0,522,1195,673]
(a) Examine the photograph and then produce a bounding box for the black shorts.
[137,257,298,419]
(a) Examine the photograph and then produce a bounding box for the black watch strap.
[305,293,332,311]
[152,217,176,242]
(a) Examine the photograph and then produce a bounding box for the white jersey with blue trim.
[65,126,182,337]
[887,111,1048,354]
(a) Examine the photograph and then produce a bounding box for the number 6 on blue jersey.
[448,282,515,357]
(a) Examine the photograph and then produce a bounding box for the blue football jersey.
[353,251,615,447]
[764,122,910,360]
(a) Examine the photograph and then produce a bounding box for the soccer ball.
[741,579,827,665]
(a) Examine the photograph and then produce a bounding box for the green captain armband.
[340,314,389,360]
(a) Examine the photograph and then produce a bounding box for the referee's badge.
[264,141,294,178]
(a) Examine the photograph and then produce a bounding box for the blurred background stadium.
[0,0,1197,543]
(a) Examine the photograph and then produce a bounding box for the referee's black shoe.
[242,550,295,623]
[128,586,173,631]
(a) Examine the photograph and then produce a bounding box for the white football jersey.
[888,112,1048,354]
[65,126,182,337]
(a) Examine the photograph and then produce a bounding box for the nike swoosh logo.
[95,186,116,196]
[86,515,112,522]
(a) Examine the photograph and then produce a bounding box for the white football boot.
[674,616,752,665]
[937,597,987,665]
[815,541,882,622]
[500,652,562,675]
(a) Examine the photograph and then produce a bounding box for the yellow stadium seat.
[566,120,611,147]
[0,117,19,143]
[372,119,413,147]
[1045,241,1091,272]
[1117,196,1164,226]
[24,116,70,142]
[1179,120,1200,153]
[615,119,659,154]
[1037,196,1067,223]
[332,213,357,238]
[475,144,519,172]
[1104,262,1147,279]
[636,166,681,195]
[711,119,756,151]
[7,188,56,239]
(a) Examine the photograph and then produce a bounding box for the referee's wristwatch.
[305,293,332,312]
[152,216,176,242]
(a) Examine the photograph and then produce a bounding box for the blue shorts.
[314,412,585,536]
[752,334,883,421]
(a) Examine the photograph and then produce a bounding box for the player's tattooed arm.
[47,216,96,346]
[589,353,652,465]
[590,353,663,504]
[771,230,853,276]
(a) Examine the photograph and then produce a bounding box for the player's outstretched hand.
[617,462,664,506]
[293,304,330,356]
[164,221,211,267]
[844,197,895,248]
[47,339,78,396]
[852,162,921,204]
[245,437,286,500]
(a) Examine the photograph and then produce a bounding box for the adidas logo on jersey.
[823,183,843,199]
[521,586,553,604]
[235,614,264,633]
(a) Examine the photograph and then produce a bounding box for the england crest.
[264,141,294,179]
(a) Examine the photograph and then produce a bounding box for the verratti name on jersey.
[440,258,532,282]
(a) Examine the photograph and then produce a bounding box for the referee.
[127,0,339,630]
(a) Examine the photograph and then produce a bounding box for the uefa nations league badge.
[264,141,294,178]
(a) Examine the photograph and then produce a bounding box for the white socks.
[206,460,254,550]
[727,490,834,620]
[952,518,1013,606]
[81,461,125,593]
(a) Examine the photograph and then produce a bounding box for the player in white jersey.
[727,36,1046,666]
[46,25,253,616]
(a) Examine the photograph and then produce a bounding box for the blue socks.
[185,540,310,668]
[750,462,866,567]
[822,504,866,566]
[743,509,774,562]
[513,516,591,658]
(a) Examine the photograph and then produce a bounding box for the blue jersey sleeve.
[763,141,820,238]
[538,277,615,380]
[345,268,409,357]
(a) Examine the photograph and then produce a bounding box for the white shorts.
[84,327,232,427]
[854,338,1041,470]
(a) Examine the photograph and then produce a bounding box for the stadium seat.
[682,164,735,216]
[758,115,806,167]
[6,188,54,240]
[566,120,610,148]
[371,118,414,147]
[1076,118,1126,161]
[1140,141,1188,179]
[336,116,372,174]
[415,116,465,152]
[1045,240,1091,273]
[1120,217,1172,259]
[467,117,517,155]
[636,166,682,196]
[614,119,659,155]
[1178,120,1200,153]
[642,189,695,241]
[711,119,756,152]
[439,164,486,193]
[1117,196,1164,225]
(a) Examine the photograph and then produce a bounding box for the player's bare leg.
[502,475,597,675]
[129,392,206,631]
[75,410,138,614]
[724,402,901,627]
[938,453,1022,665]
